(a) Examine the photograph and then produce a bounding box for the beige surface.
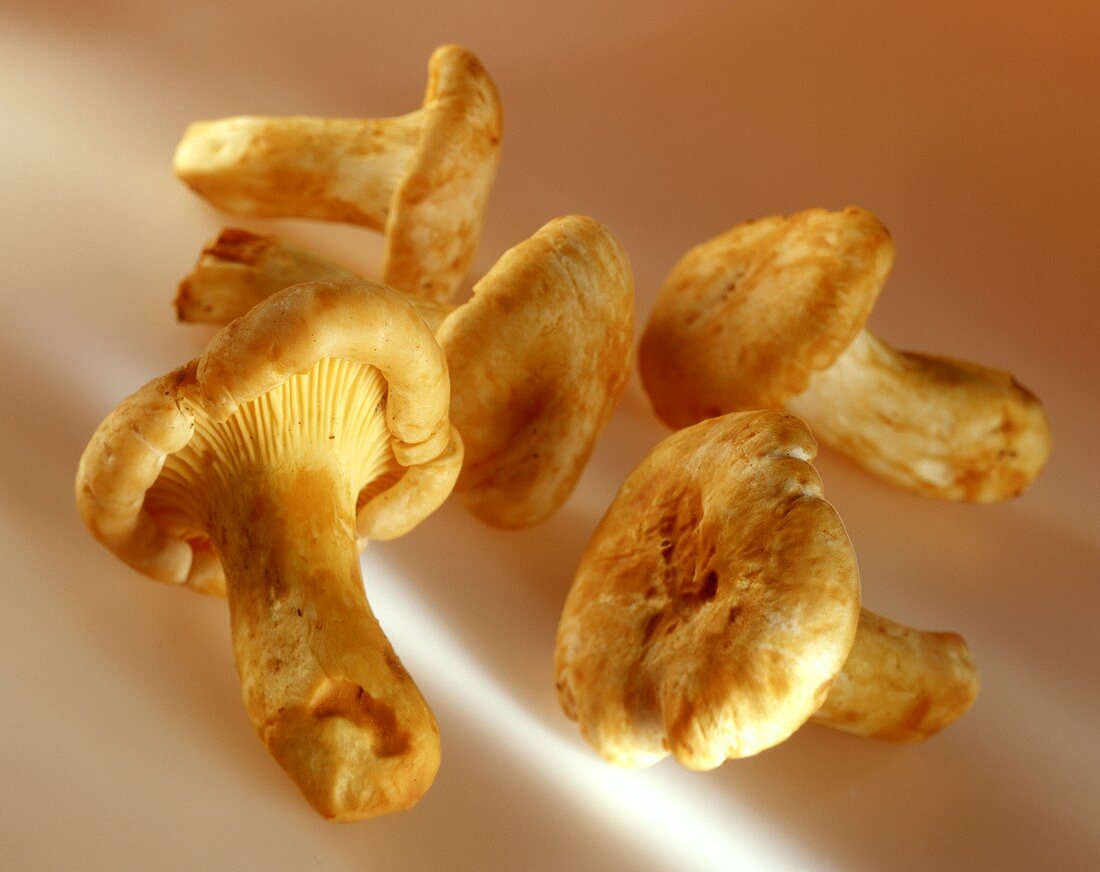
[1,2,1098,870]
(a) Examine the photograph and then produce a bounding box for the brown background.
[1,2,1098,869]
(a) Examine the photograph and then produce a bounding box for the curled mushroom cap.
[639,207,1051,501]
[76,280,462,820]
[438,215,634,527]
[173,215,634,528]
[173,44,502,304]
[555,411,861,768]
[554,410,979,769]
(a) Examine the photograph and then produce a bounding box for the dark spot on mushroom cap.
[383,650,411,683]
[677,569,719,605]
[666,699,697,755]
[316,285,339,310]
[172,367,198,389]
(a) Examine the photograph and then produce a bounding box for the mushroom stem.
[784,329,1051,501]
[143,354,443,819]
[174,112,425,231]
[78,282,460,819]
[173,45,501,305]
[208,462,438,820]
[812,609,979,741]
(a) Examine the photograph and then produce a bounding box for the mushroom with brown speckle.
[554,410,979,769]
[173,44,502,304]
[174,215,635,528]
[76,280,462,820]
[639,207,1051,501]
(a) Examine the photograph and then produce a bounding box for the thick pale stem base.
[174,112,424,230]
[785,329,1051,501]
[812,609,979,741]
[210,463,439,820]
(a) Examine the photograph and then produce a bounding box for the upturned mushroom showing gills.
[174,215,634,529]
[173,44,501,304]
[638,207,1051,502]
[76,280,462,820]
[554,411,979,769]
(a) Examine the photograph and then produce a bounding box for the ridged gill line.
[145,357,400,542]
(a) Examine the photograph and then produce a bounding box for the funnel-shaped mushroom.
[76,280,462,820]
[173,44,502,304]
[174,216,634,528]
[554,411,978,769]
[438,216,634,527]
[639,207,1051,501]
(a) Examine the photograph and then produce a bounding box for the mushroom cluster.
[554,206,1049,767]
[77,44,635,819]
[76,44,1049,818]
[174,216,634,530]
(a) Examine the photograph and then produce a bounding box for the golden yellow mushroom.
[555,411,978,769]
[174,216,635,529]
[76,280,462,820]
[639,207,1051,501]
[174,44,502,304]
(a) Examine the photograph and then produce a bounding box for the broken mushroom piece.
[175,216,634,528]
[173,44,501,304]
[175,228,361,325]
[76,280,462,820]
[554,411,978,769]
[639,207,1051,501]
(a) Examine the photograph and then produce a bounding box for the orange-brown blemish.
[310,678,411,758]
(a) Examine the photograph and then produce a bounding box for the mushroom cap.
[437,215,634,528]
[554,410,860,769]
[639,206,894,427]
[384,44,503,303]
[76,279,460,592]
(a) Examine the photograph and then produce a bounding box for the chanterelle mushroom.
[174,215,634,528]
[554,411,978,769]
[639,207,1051,501]
[76,280,462,820]
[173,44,502,304]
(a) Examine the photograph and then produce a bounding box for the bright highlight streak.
[368,555,818,872]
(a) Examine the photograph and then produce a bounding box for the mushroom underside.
[141,357,442,819]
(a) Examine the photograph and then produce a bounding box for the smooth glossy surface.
[2,3,1098,869]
